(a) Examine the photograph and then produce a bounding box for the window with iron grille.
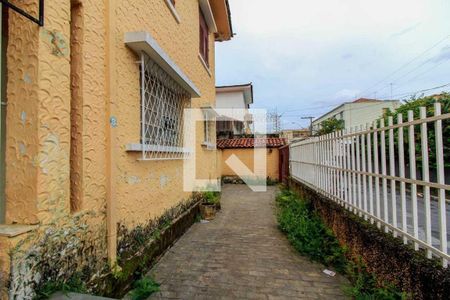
[139,52,190,160]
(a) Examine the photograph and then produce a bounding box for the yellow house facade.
[0,0,232,298]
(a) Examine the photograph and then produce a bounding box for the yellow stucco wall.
[113,0,219,226]
[1,0,223,298]
[220,148,280,181]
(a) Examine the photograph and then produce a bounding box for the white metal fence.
[290,102,450,267]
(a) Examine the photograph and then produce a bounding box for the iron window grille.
[139,52,191,160]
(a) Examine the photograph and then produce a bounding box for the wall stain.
[20,111,26,125]
[41,29,69,57]
[23,73,32,84]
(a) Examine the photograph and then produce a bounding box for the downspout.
[105,0,118,266]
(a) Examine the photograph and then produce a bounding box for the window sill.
[201,142,216,150]
[0,224,38,238]
[198,53,212,77]
[165,0,181,24]
[126,143,192,154]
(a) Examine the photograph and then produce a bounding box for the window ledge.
[201,142,216,150]
[198,53,212,77]
[0,224,38,238]
[125,31,201,97]
[126,143,192,154]
[165,0,181,24]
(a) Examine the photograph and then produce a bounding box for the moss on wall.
[6,195,200,299]
[8,212,108,299]
[289,179,450,300]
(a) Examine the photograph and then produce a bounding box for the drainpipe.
[105,0,118,266]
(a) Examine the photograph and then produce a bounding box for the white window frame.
[201,108,216,150]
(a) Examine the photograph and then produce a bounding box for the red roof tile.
[217,138,287,149]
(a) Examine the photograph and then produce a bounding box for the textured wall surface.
[114,0,219,226]
[2,0,108,298]
[1,0,223,298]
[5,0,40,224]
[221,148,280,180]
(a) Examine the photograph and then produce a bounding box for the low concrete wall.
[102,200,201,298]
[288,178,450,300]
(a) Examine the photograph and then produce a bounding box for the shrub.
[276,188,347,272]
[129,277,160,300]
[276,188,407,299]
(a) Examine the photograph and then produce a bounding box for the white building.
[216,83,253,138]
[312,98,401,133]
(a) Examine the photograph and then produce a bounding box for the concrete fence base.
[288,178,450,300]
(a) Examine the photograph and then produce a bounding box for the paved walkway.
[148,185,348,299]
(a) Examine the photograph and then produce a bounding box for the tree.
[380,93,450,169]
[317,118,344,135]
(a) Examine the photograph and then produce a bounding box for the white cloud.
[217,0,450,120]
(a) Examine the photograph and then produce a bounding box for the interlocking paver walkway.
[148,184,349,299]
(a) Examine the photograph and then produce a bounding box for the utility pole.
[269,109,281,134]
[301,116,314,136]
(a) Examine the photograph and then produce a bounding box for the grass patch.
[276,187,407,299]
[129,277,160,300]
[276,188,347,272]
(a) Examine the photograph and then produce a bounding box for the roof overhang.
[199,0,218,33]
[125,31,201,98]
[216,83,253,106]
[209,0,233,41]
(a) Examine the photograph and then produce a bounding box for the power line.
[389,82,450,99]
[356,34,450,98]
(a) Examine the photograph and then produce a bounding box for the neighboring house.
[0,1,233,298]
[312,98,401,134]
[216,83,253,139]
[280,128,310,143]
[217,138,286,181]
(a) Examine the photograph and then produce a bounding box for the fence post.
[361,124,368,220]
[397,113,407,244]
[373,121,381,229]
[434,102,448,267]
[388,116,397,237]
[356,126,362,216]
[351,127,358,214]
[380,118,389,233]
[408,110,419,251]
[367,123,374,224]
[420,107,432,259]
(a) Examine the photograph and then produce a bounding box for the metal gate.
[279,145,289,184]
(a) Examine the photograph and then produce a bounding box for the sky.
[215,0,450,129]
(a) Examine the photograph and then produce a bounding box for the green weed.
[276,188,407,299]
[33,274,87,300]
[129,277,160,300]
